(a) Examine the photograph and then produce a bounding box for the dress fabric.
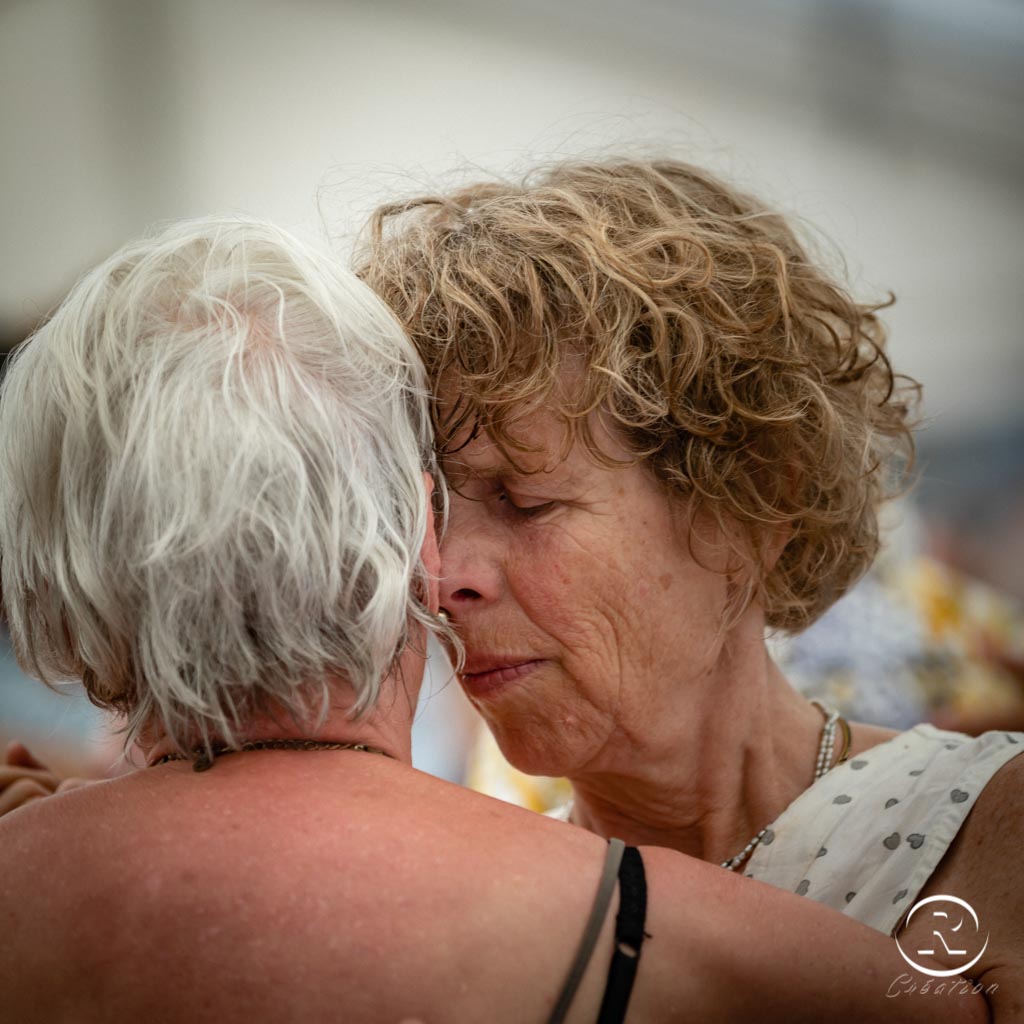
[744,725,1024,934]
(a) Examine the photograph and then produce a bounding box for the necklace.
[720,701,851,872]
[151,738,396,773]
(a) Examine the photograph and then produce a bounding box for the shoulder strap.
[596,846,647,1024]
[546,838,625,1024]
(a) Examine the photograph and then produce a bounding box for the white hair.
[0,215,439,754]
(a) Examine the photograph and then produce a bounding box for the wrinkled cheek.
[484,695,611,778]
[468,649,604,756]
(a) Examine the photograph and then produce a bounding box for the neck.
[144,662,422,768]
[567,628,827,866]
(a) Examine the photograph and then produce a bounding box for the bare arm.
[637,845,991,1023]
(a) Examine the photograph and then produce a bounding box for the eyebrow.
[443,464,522,490]
[444,461,581,499]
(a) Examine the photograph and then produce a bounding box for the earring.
[437,608,451,625]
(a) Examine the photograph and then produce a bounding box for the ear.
[764,460,801,572]
[762,519,794,573]
[420,472,441,614]
[746,456,799,574]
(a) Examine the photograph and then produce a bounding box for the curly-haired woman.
[363,159,1024,1011]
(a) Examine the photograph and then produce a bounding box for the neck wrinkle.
[567,651,824,866]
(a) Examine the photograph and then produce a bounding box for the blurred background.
[2,0,1022,787]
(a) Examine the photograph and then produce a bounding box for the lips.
[459,657,545,698]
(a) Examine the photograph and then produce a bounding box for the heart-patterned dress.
[744,724,1023,934]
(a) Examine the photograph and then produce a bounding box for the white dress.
[549,725,1023,935]
[744,725,1024,934]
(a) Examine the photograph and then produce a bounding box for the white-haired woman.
[0,216,988,1023]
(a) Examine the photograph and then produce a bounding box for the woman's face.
[438,408,743,777]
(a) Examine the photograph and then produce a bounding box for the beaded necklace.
[719,701,851,871]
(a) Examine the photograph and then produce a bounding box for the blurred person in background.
[1,214,985,1024]
[362,158,1024,1010]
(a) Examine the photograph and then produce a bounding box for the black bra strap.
[596,845,648,1024]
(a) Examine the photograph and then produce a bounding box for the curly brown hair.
[359,159,918,632]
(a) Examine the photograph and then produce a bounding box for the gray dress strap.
[546,838,625,1024]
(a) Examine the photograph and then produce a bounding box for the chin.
[489,720,582,780]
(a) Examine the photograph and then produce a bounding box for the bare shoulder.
[0,763,625,1024]
[968,747,1024,855]
[0,782,122,1022]
[912,748,1024,1019]
[922,749,1024,912]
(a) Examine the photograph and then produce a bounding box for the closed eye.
[498,493,555,518]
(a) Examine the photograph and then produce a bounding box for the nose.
[439,494,504,612]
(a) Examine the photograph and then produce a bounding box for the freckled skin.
[440,409,739,781]
[439,407,1024,1019]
